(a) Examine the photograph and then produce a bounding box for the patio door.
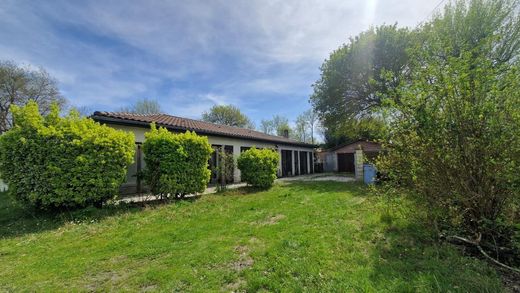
[299,151,308,175]
[281,150,293,177]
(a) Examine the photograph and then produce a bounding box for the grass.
[0,181,503,292]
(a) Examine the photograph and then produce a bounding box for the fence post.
[354,147,364,181]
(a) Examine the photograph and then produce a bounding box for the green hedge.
[237,147,279,188]
[142,124,213,197]
[0,102,135,209]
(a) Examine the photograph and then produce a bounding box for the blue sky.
[0,0,436,127]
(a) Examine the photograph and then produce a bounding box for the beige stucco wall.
[108,124,314,183]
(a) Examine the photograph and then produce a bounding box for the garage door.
[337,153,355,173]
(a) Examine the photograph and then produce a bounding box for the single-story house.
[317,140,382,173]
[91,112,316,194]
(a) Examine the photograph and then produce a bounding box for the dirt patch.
[224,245,254,292]
[84,270,125,291]
[109,255,128,264]
[224,278,246,292]
[230,245,254,272]
[140,284,158,292]
[254,214,286,226]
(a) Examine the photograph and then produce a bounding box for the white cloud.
[0,0,440,122]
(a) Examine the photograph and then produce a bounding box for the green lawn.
[0,181,503,292]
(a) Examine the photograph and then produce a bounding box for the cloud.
[0,0,439,124]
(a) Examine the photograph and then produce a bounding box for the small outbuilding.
[318,140,382,173]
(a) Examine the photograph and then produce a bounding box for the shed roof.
[328,140,382,154]
[91,111,316,148]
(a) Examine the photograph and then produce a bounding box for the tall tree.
[296,109,319,144]
[120,98,162,114]
[202,104,254,129]
[292,114,308,142]
[260,119,275,134]
[271,115,290,137]
[310,24,411,146]
[0,61,66,133]
[260,115,291,136]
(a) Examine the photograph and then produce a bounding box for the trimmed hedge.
[0,102,135,209]
[142,124,213,197]
[237,147,279,188]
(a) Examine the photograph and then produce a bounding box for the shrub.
[0,101,135,209]
[377,0,520,258]
[142,124,213,197]
[237,147,279,188]
[213,149,235,191]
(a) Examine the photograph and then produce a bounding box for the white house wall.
[105,124,314,183]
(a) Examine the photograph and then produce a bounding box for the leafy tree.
[322,117,387,148]
[202,104,254,129]
[292,114,308,143]
[310,25,411,146]
[378,0,520,261]
[0,61,66,133]
[120,98,162,114]
[260,115,291,136]
[292,109,320,144]
[260,119,275,134]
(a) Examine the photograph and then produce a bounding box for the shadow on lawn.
[0,191,199,239]
[279,180,368,196]
[367,219,504,291]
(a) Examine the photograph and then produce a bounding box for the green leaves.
[0,101,135,209]
[201,104,255,129]
[311,24,411,145]
[237,147,279,188]
[142,123,213,197]
[378,0,520,240]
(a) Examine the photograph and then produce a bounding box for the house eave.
[91,115,317,149]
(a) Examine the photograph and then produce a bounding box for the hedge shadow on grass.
[214,185,271,197]
[278,180,368,196]
[0,192,145,239]
[367,220,504,291]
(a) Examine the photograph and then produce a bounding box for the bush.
[213,149,235,191]
[377,0,520,256]
[142,124,213,197]
[237,147,279,188]
[0,102,135,209]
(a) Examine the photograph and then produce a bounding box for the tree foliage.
[378,0,520,254]
[120,98,162,114]
[323,117,387,148]
[237,147,280,188]
[292,109,320,144]
[202,104,254,129]
[260,119,275,135]
[310,25,411,146]
[142,124,213,198]
[260,115,291,136]
[0,61,66,133]
[0,101,135,209]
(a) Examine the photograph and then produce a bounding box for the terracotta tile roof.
[91,111,315,147]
